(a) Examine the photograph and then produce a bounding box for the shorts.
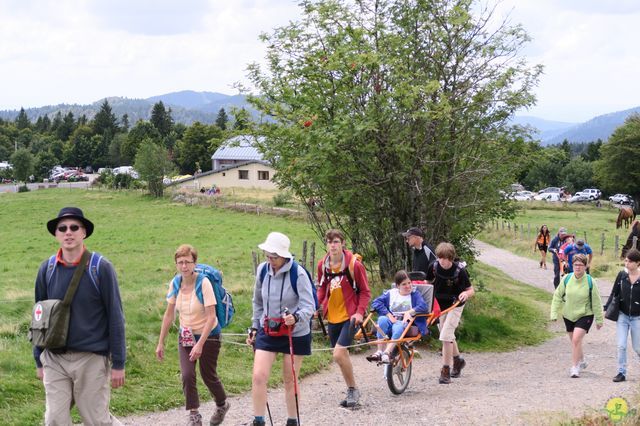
[537,243,548,252]
[328,320,357,348]
[438,306,464,342]
[254,328,312,355]
[563,315,594,333]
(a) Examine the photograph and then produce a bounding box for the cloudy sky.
[1,0,639,123]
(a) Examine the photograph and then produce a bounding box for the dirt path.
[122,241,635,425]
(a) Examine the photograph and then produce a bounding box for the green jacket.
[550,273,604,326]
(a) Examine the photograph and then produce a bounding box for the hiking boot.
[340,387,361,407]
[285,419,298,426]
[439,365,451,384]
[570,366,580,378]
[613,373,626,382]
[451,356,466,378]
[209,401,230,425]
[380,352,391,364]
[187,412,203,426]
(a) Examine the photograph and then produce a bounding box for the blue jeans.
[377,316,407,340]
[616,312,640,375]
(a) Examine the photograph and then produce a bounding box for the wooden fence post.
[583,231,587,243]
[502,221,505,230]
[310,242,316,280]
[301,240,308,267]
[615,235,619,257]
[252,251,258,274]
[600,233,605,256]
[507,222,510,232]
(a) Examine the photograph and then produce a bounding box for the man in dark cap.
[33,207,125,425]
[402,227,436,277]
[563,238,594,273]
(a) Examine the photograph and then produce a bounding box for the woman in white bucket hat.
[246,232,315,426]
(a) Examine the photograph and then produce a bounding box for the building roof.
[211,135,265,161]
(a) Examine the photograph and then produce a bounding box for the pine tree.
[15,108,31,130]
[215,108,228,130]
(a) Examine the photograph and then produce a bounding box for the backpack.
[46,252,102,292]
[431,261,464,285]
[259,260,320,310]
[562,272,593,307]
[169,264,235,328]
[319,251,363,293]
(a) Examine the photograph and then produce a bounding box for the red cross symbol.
[34,304,43,321]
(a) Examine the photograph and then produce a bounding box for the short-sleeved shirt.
[388,290,412,317]
[167,275,216,334]
[426,262,471,310]
[326,264,350,323]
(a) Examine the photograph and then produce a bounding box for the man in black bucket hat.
[33,207,126,425]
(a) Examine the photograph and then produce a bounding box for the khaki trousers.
[41,350,121,426]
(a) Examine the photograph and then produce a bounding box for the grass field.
[0,189,553,425]
[478,201,634,280]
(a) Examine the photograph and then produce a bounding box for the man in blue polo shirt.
[564,239,594,273]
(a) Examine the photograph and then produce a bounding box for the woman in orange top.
[535,225,551,269]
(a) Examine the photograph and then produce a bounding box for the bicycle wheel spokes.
[386,345,412,395]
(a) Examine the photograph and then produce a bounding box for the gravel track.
[121,241,636,425]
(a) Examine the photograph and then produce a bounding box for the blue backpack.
[259,260,319,310]
[46,252,103,293]
[169,264,235,328]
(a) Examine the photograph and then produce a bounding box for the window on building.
[258,170,270,180]
[238,170,249,180]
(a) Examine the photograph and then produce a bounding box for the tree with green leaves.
[559,157,594,193]
[134,138,174,197]
[15,108,31,130]
[120,114,130,132]
[121,121,161,165]
[150,101,174,138]
[92,99,119,138]
[10,148,33,183]
[595,114,640,202]
[520,147,569,190]
[33,150,57,180]
[173,122,222,174]
[245,0,541,278]
[215,108,229,130]
[56,112,76,141]
[232,108,250,130]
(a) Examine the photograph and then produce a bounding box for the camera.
[268,319,282,332]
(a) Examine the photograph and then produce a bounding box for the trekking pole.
[284,308,301,426]
[317,310,327,336]
[248,328,273,426]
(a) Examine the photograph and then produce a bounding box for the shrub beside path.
[122,241,635,425]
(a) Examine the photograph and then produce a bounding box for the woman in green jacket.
[550,253,604,378]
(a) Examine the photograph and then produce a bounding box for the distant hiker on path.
[534,224,551,269]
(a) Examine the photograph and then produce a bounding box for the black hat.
[47,207,94,238]
[575,239,585,248]
[402,227,424,238]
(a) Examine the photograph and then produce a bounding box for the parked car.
[511,190,535,201]
[581,188,601,200]
[537,187,562,194]
[534,192,562,202]
[113,166,139,179]
[567,194,591,203]
[609,193,632,204]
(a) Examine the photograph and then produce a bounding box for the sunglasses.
[57,224,83,233]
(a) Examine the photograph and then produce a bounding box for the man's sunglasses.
[57,224,83,233]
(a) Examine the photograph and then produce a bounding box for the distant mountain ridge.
[514,106,640,145]
[2,91,639,144]
[0,91,252,125]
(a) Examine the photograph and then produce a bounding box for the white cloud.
[0,0,638,123]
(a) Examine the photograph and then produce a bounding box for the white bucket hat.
[258,232,292,258]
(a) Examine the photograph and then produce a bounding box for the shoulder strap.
[290,261,300,293]
[45,254,57,287]
[259,263,268,283]
[88,252,102,292]
[62,250,91,306]
[194,273,205,304]
[563,273,573,287]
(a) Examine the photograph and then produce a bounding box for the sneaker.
[380,352,391,364]
[187,412,203,426]
[579,359,588,370]
[613,373,626,382]
[570,366,580,378]
[252,419,266,426]
[340,387,361,408]
[209,401,230,425]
